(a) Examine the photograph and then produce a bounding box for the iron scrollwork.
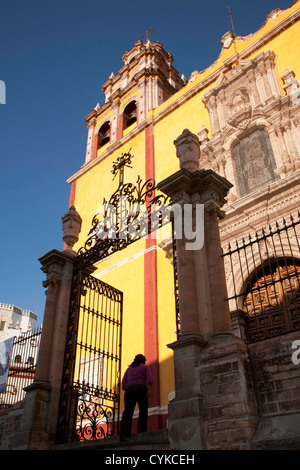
[74,385,116,441]
[75,153,172,271]
[56,150,179,444]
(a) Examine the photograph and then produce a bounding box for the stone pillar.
[158,168,233,338]
[158,129,258,449]
[157,130,233,449]
[14,207,82,449]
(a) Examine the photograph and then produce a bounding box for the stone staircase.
[52,429,170,451]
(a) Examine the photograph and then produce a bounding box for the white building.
[0,303,37,342]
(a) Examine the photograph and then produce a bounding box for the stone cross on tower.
[141,28,154,43]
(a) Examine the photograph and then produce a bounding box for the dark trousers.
[120,384,148,437]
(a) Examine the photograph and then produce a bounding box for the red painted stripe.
[92,133,98,160]
[145,125,155,181]
[144,125,160,430]
[68,181,77,208]
[118,115,124,140]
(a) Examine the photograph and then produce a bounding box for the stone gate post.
[158,129,257,449]
[14,207,82,449]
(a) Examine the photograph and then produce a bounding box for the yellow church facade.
[66,1,300,433]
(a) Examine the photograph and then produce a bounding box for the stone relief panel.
[233,128,278,197]
[199,50,300,202]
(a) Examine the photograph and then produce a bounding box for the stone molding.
[157,168,233,219]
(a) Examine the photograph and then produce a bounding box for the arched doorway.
[243,259,300,342]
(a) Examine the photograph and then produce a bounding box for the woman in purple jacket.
[119,354,153,441]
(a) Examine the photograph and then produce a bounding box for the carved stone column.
[158,168,233,340]
[157,130,233,449]
[14,207,82,449]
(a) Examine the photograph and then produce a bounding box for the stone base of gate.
[13,380,52,449]
[167,333,207,450]
[198,334,258,450]
[167,333,259,450]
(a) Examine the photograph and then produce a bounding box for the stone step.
[52,429,170,451]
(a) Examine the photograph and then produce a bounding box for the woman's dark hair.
[130,354,146,368]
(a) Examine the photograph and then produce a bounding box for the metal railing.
[222,213,300,342]
[0,326,42,409]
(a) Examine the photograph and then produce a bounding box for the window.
[14,355,22,364]
[123,101,137,129]
[98,121,111,148]
[233,128,278,197]
[78,354,105,403]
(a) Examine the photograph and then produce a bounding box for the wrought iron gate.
[56,269,123,443]
[56,150,177,443]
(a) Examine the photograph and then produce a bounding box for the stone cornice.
[39,249,76,289]
[157,168,233,219]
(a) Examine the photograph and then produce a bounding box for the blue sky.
[0,0,294,326]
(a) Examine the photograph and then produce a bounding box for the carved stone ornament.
[174,129,200,171]
[221,31,234,50]
[42,264,62,290]
[281,69,300,104]
[62,206,82,252]
[202,51,282,137]
[199,49,300,200]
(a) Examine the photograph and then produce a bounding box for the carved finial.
[62,206,82,253]
[174,129,200,172]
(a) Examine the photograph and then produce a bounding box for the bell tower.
[84,41,186,164]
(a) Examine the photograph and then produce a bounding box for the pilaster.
[111,100,120,144]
